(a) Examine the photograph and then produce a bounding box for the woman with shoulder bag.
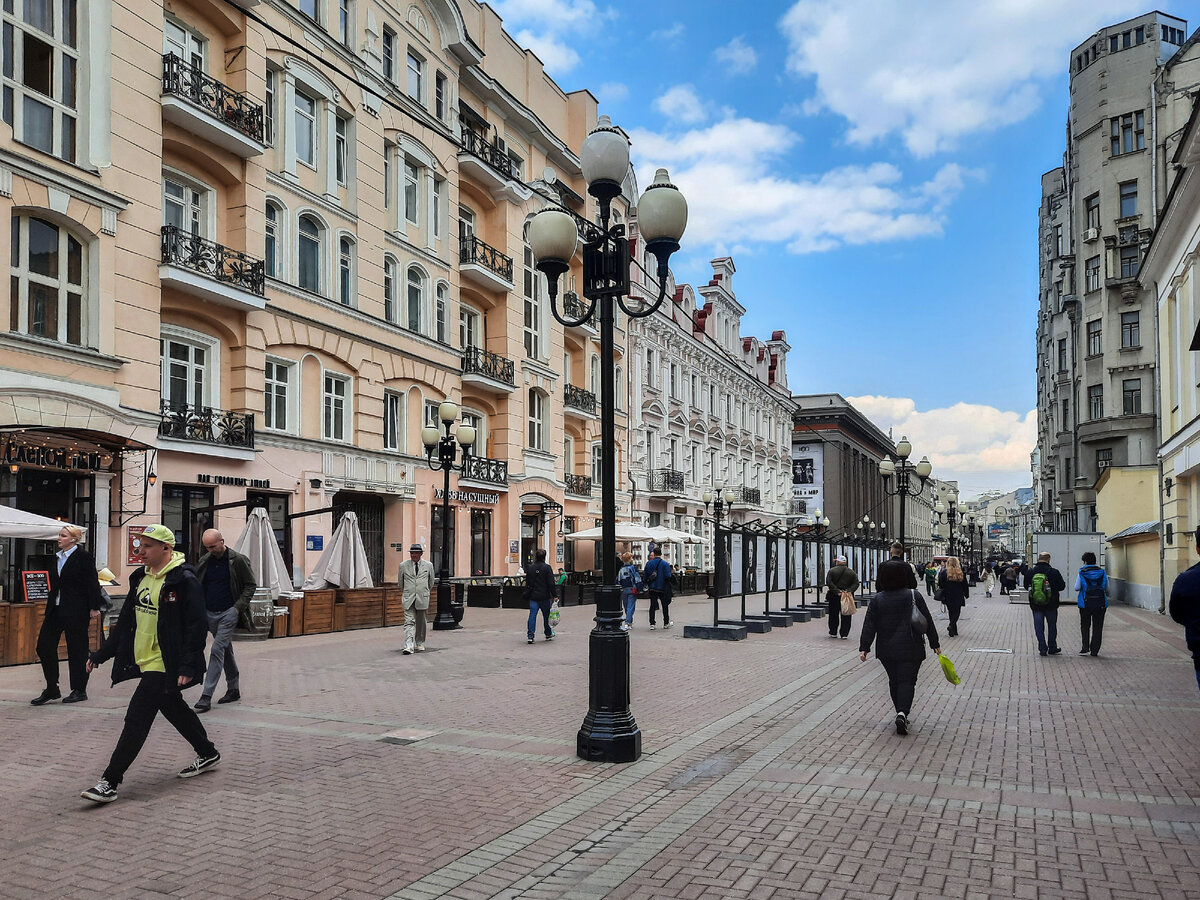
[859,559,942,735]
[937,556,970,637]
[617,551,642,632]
[824,555,860,639]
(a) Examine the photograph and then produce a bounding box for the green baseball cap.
[139,523,176,546]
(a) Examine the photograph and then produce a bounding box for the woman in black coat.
[31,525,102,705]
[937,555,970,637]
[859,558,941,735]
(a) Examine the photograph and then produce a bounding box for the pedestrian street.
[2,588,1198,899]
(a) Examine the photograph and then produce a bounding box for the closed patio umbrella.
[0,506,85,540]
[233,506,292,599]
[302,510,374,589]
[646,526,703,545]
[563,522,657,542]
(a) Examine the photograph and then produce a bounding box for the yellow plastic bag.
[938,653,961,686]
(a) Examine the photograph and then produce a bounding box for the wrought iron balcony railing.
[161,226,265,296]
[739,486,762,505]
[461,454,508,486]
[461,345,516,386]
[459,234,514,283]
[162,53,265,144]
[459,129,518,180]
[562,291,595,324]
[564,384,597,415]
[565,473,592,496]
[159,401,255,449]
[648,468,685,493]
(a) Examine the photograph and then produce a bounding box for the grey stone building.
[1036,12,1200,533]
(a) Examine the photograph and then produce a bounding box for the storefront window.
[470,508,491,575]
[162,484,214,562]
[431,505,455,576]
[563,516,575,571]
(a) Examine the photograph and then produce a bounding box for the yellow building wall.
[1094,466,1158,535]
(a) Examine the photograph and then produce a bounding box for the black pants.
[1080,606,1106,654]
[947,604,961,636]
[36,607,90,693]
[648,591,672,625]
[881,658,922,715]
[102,673,217,786]
[827,598,851,637]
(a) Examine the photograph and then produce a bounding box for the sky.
[488,0,1200,498]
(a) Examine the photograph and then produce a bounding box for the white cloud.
[630,117,973,254]
[714,36,758,74]
[779,0,1146,156]
[847,395,1036,493]
[597,82,629,104]
[653,84,708,124]
[491,0,615,74]
[512,29,580,73]
[651,22,684,41]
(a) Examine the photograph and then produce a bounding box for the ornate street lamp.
[528,116,687,763]
[878,436,931,553]
[421,401,476,631]
[702,488,736,626]
[943,488,960,557]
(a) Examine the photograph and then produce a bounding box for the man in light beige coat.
[398,543,435,654]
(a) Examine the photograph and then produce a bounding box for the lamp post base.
[431,579,461,631]
[577,585,641,763]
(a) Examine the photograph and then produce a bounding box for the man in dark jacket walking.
[193,528,256,712]
[524,548,556,644]
[825,555,860,639]
[80,523,220,804]
[1169,529,1200,692]
[1023,552,1067,656]
[642,547,674,629]
[876,542,918,590]
[31,524,103,705]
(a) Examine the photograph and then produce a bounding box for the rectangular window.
[470,509,491,576]
[669,363,679,398]
[591,443,603,485]
[645,349,655,387]
[383,148,391,210]
[424,399,439,429]
[295,90,316,167]
[406,49,423,103]
[264,68,276,146]
[338,0,350,46]
[1097,448,1113,469]
[264,359,291,431]
[1058,338,1067,372]
[1055,224,1064,256]
[1061,398,1070,431]
[299,0,318,21]
[1111,112,1145,156]
[431,505,455,577]
[323,373,349,441]
[335,115,348,185]
[1085,193,1100,230]
[563,517,575,571]
[382,28,395,81]
[523,245,540,359]
[1121,311,1140,347]
[1119,180,1137,218]
[1086,319,1102,356]
[383,390,402,451]
[1119,245,1139,279]
[1085,255,1101,292]
[1088,384,1103,420]
[1122,378,1142,415]
[435,72,446,120]
[432,178,443,238]
[403,161,418,224]
[1135,26,1144,44]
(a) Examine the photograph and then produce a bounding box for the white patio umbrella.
[0,506,85,540]
[564,522,657,542]
[302,510,374,589]
[233,506,291,599]
[646,526,703,545]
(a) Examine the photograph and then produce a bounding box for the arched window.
[590,354,600,396]
[338,236,355,306]
[298,214,323,293]
[406,265,424,332]
[435,282,447,342]
[265,202,283,278]
[563,435,574,474]
[527,388,544,450]
[614,365,623,410]
[383,257,397,322]
[591,443,603,485]
[9,214,87,346]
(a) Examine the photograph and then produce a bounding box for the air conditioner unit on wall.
[1082,227,1099,242]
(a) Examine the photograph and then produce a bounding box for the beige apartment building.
[0,0,626,597]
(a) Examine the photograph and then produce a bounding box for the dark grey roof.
[1108,521,1160,541]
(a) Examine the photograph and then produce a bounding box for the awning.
[0,505,85,540]
[564,522,657,542]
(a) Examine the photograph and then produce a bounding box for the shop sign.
[22,570,51,602]
[197,474,271,488]
[435,487,499,505]
[127,526,147,565]
[3,441,113,472]
[306,536,324,551]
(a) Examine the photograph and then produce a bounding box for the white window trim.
[460,407,485,456]
[295,208,330,296]
[405,262,429,335]
[265,195,288,280]
[383,387,406,452]
[336,229,356,307]
[262,354,299,434]
[161,323,221,408]
[459,301,482,348]
[406,46,425,105]
[9,211,95,348]
[322,369,353,443]
[434,279,449,343]
[162,166,216,238]
[383,253,399,324]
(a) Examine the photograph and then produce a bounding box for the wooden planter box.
[286,596,306,637]
[302,590,336,634]
[271,612,288,638]
[383,585,406,626]
[340,588,385,630]
[5,601,43,666]
[332,602,346,632]
[0,604,8,666]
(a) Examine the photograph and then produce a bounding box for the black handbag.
[909,590,927,642]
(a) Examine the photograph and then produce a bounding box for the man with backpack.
[524,548,557,644]
[642,547,675,629]
[1024,552,1067,656]
[1168,529,1200,692]
[1075,551,1109,656]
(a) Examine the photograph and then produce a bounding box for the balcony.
[565,473,592,496]
[159,401,255,453]
[563,384,597,418]
[460,454,508,487]
[457,130,529,202]
[647,468,684,495]
[160,226,266,312]
[161,54,265,157]
[461,345,516,394]
[459,234,514,293]
[738,486,762,506]
[562,292,597,334]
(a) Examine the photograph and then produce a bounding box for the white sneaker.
[415,644,425,652]
[620,623,628,632]
[649,624,656,630]
[402,645,414,655]
[664,621,673,629]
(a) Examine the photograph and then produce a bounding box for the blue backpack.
[1081,569,1106,607]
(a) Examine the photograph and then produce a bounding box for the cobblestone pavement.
[2,589,1199,900]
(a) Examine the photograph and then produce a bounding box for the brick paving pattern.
[2,590,1199,899]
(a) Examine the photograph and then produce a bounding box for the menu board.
[22,570,51,603]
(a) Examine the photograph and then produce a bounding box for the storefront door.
[333,492,384,585]
[521,514,539,568]
[163,484,214,563]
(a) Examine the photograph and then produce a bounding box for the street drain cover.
[966,648,1013,653]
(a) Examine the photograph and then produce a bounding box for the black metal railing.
[461,345,515,386]
[565,473,592,496]
[161,226,265,296]
[563,291,595,324]
[458,129,518,180]
[739,486,762,505]
[159,401,255,448]
[461,455,508,485]
[162,53,265,144]
[564,384,597,415]
[648,469,685,493]
[459,234,514,283]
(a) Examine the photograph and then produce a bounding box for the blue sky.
[489,0,1200,496]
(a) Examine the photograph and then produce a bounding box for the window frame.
[382,28,395,81]
[160,326,220,411]
[297,212,324,294]
[337,234,355,306]
[1120,311,1140,348]
[1085,255,1101,292]
[1087,384,1103,421]
[263,356,298,434]
[9,212,89,348]
[403,159,419,225]
[1086,319,1102,357]
[1122,378,1142,416]
[406,47,424,104]
[383,388,404,452]
[2,0,81,162]
[1119,180,1138,218]
[294,88,318,169]
[405,264,425,333]
[299,0,319,23]
[435,281,447,343]
[527,388,545,450]
[335,114,349,186]
[322,370,352,442]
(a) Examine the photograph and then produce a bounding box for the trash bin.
[452,581,466,625]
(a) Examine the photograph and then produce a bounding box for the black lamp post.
[528,115,687,764]
[421,401,476,631]
[810,510,829,606]
[879,436,932,553]
[702,488,736,626]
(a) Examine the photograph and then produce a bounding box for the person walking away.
[923,563,937,597]
[80,523,219,804]
[192,529,256,712]
[981,564,995,598]
[31,525,102,705]
[1001,564,1018,596]
[1168,529,1200,692]
[1075,552,1109,656]
[617,552,642,631]
[876,542,918,590]
[1024,552,1066,656]
[858,558,942,735]
[643,547,674,629]
[937,556,970,637]
[825,555,860,639]
[398,543,435,654]
[524,548,556,643]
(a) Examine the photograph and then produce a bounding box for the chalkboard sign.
[22,570,51,603]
